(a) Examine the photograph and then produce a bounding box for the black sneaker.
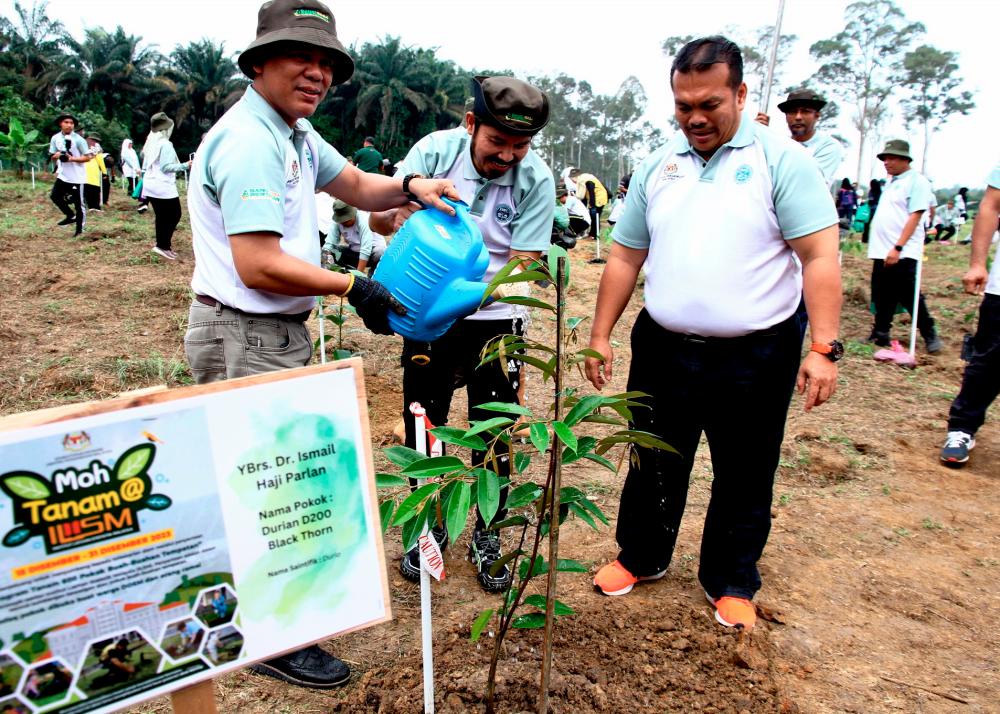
[249,644,350,689]
[923,331,943,354]
[867,330,890,347]
[470,528,512,593]
[57,216,75,226]
[399,525,449,582]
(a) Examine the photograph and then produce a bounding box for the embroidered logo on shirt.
[241,188,280,203]
[734,164,753,184]
[305,149,313,170]
[659,162,682,183]
[288,159,301,187]
[495,203,514,225]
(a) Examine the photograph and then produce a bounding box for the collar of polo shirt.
[676,112,755,157]
[461,137,516,187]
[244,85,311,142]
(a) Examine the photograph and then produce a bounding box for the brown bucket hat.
[238,0,354,84]
[876,139,912,162]
[150,112,174,132]
[472,76,549,136]
[777,89,827,113]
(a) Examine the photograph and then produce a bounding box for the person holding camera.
[48,113,93,237]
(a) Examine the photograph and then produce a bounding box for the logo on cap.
[504,113,533,126]
[293,8,330,21]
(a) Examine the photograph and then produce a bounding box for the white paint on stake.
[410,401,435,714]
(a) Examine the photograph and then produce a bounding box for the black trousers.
[335,247,380,273]
[84,184,102,210]
[149,197,182,251]
[126,176,139,196]
[588,206,603,238]
[949,294,1000,436]
[870,258,936,337]
[402,317,524,530]
[933,224,956,242]
[615,309,800,600]
[50,178,84,232]
[569,216,590,236]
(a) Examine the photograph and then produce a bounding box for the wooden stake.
[170,679,218,713]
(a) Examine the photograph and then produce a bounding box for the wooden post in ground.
[170,680,217,713]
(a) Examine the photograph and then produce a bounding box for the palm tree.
[353,36,432,156]
[51,26,161,124]
[0,0,70,104]
[167,39,245,131]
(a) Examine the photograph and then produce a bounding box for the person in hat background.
[837,177,858,228]
[323,199,386,273]
[183,0,458,689]
[352,136,383,173]
[48,113,93,236]
[83,135,109,211]
[140,112,190,260]
[573,168,609,239]
[866,139,941,352]
[556,183,590,236]
[939,160,1000,466]
[757,89,844,186]
[370,74,555,593]
[121,138,141,197]
[584,37,841,632]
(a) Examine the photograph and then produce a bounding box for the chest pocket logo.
[734,164,753,184]
[495,203,514,225]
[287,158,301,187]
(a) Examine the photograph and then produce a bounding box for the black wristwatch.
[810,340,845,362]
[893,245,904,252]
[402,173,423,202]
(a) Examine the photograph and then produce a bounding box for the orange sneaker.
[594,560,666,596]
[705,592,756,630]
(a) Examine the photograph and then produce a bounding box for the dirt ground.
[1,175,997,713]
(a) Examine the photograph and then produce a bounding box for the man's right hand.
[755,112,770,126]
[409,177,461,216]
[346,275,407,335]
[584,337,613,390]
[963,265,988,296]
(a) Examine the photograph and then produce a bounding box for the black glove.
[346,275,406,335]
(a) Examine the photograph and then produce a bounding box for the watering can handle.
[415,196,469,215]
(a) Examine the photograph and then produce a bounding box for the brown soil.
[1,176,997,713]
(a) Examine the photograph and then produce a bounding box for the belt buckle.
[684,334,707,345]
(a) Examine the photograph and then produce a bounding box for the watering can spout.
[423,279,492,328]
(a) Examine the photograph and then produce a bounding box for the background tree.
[899,44,975,174]
[0,0,69,104]
[724,24,798,109]
[810,0,924,181]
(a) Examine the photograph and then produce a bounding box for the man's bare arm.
[964,186,1000,295]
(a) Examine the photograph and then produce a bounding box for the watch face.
[829,340,845,361]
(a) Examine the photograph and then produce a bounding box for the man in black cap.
[184,0,459,690]
[48,113,93,236]
[757,89,843,185]
[371,75,555,594]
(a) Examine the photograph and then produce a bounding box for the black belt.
[648,310,797,345]
[195,295,313,323]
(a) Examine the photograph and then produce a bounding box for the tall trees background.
[0,0,977,186]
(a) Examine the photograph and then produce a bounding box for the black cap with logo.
[471,76,550,136]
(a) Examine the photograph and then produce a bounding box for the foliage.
[0,116,45,176]
[377,248,671,711]
[809,0,925,180]
[899,45,975,173]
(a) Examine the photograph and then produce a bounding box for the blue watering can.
[372,198,490,341]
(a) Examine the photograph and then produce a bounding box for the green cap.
[876,139,912,162]
[332,200,357,224]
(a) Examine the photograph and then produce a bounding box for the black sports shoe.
[399,525,449,582]
[470,528,512,593]
[867,330,890,347]
[57,216,75,226]
[249,644,350,688]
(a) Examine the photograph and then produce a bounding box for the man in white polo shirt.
[48,113,93,236]
[757,88,844,185]
[183,0,457,690]
[584,36,841,631]
[371,75,555,593]
[940,161,1000,466]
[866,139,941,352]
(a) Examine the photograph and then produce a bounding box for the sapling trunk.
[538,257,566,713]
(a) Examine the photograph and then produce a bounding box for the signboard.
[0,361,390,713]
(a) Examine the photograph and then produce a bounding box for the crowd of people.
[33,0,998,693]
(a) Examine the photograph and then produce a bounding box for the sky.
[4,0,996,188]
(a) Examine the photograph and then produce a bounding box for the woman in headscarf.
[120,138,141,198]
[140,113,190,260]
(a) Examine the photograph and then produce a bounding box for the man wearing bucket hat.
[184,0,459,690]
[48,113,93,236]
[866,139,941,352]
[323,199,386,273]
[371,75,555,594]
[757,89,844,185]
